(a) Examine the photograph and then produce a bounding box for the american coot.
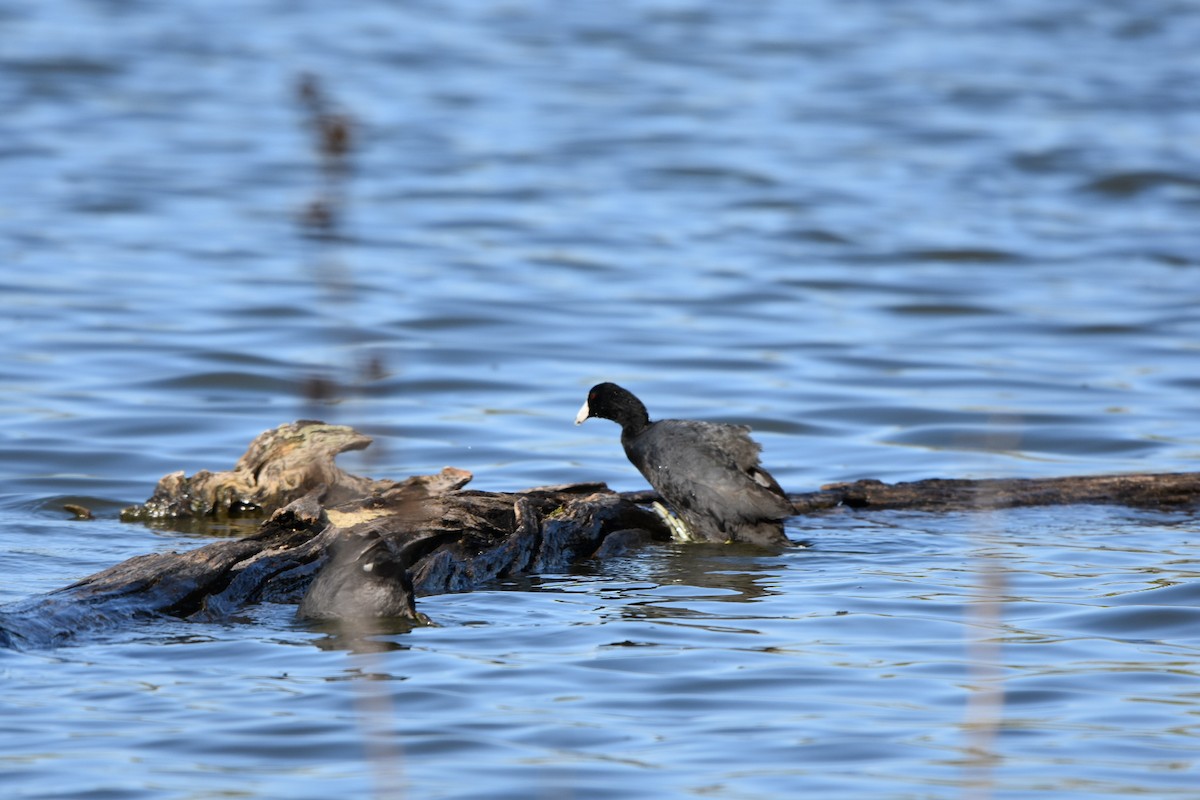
[298,531,431,624]
[575,382,793,548]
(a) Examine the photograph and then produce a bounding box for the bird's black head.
[575,382,651,434]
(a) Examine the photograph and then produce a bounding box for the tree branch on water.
[795,473,1200,512]
[2,420,1196,648]
[625,472,1200,513]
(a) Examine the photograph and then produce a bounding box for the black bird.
[575,382,793,547]
[298,530,430,624]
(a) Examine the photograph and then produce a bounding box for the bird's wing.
[679,421,762,466]
[633,421,792,523]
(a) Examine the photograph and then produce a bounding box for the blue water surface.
[2,1,1199,797]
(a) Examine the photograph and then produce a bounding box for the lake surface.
[2,0,1199,797]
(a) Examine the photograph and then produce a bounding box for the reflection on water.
[2,0,1200,797]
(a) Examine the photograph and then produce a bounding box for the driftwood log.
[2,421,1198,649]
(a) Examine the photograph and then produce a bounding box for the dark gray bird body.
[576,383,793,548]
[297,530,428,623]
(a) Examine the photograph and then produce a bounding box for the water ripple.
[3,0,1200,797]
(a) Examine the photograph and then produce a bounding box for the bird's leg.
[651,501,696,542]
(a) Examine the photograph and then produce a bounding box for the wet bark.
[3,420,1198,649]
[0,423,669,648]
[804,472,1200,512]
[624,471,1200,514]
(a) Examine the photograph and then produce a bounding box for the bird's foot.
[652,501,698,542]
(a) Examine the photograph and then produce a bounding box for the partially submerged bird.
[298,530,431,625]
[575,382,793,547]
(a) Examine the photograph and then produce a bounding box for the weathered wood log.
[805,472,1200,512]
[3,420,1199,649]
[620,472,1200,513]
[0,423,672,648]
[119,420,412,521]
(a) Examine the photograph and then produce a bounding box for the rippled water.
[3,0,1199,797]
